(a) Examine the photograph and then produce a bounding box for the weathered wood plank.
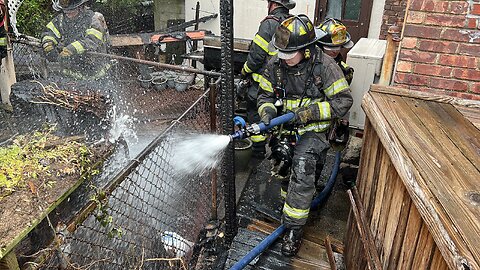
[362,91,480,269]
[397,203,423,270]
[368,145,390,238]
[245,224,332,269]
[380,173,406,269]
[429,246,450,270]
[345,210,365,270]
[324,236,337,270]
[247,219,345,254]
[348,188,382,270]
[373,151,395,258]
[364,143,383,227]
[411,223,436,269]
[362,133,381,210]
[370,84,480,108]
[455,106,480,129]
[203,36,251,52]
[425,102,480,172]
[386,182,412,270]
[372,93,480,265]
[356,119,376,202]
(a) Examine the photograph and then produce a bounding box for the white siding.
[184,0,316,39]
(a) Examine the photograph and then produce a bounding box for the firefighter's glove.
[294,106,315,125]
[42,42,54,53]
[59,47,73,58]
[260,106,276,126]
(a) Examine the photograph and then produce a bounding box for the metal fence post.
[220,0,237,244]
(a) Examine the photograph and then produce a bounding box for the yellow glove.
[42,42,54,53]
[59,48,73,57]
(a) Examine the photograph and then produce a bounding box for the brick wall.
[381,0,407,39]
[393,0,480,100]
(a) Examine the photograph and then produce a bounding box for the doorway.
[314,0,373,43]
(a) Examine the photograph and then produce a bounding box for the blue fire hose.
[229,151,342,270]
[230,112,295,141]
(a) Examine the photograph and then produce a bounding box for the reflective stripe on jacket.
[243,7,291,78]
[41,9,110,78]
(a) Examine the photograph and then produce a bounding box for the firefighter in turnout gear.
[317,18,355,150]
[0,0,7,66]
[257,15,353,256]
[317,18,354,84]
[241,0,295,160]
[41,0,110,80]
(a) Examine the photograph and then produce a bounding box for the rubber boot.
[281,227,303,256]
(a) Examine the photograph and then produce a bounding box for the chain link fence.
[42,83,221,269]
[6,26,229,270]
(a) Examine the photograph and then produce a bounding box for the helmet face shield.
[277,50,299,60]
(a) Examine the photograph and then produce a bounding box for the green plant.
[16,0,55,37]
[0,127,95,199]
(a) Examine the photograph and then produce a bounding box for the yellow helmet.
[272,15,318,53]
[317,18,354,48]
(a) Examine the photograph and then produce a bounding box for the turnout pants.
[282,131,329,228]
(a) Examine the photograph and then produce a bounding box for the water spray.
[228,112,295,141]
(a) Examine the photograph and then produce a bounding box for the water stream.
[171,133,231,177]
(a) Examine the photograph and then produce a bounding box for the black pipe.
[192,1,200,68]
[220,0,237,244]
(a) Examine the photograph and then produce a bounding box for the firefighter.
[240,0,295,160]
[0,0,6,66]
[257,15,353,256]
[41,0,110,81]
[317,18,354,84]
[317,18,355,152]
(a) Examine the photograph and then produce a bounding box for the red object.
[151,31,206,43]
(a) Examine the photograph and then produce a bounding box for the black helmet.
[317,18,354,48]
[272,14,318,56]
[268,0,296,10]
[54,0,89,11]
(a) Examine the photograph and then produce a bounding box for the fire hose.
[228,112,295,141]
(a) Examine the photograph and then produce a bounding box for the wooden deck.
[345,85,480,269]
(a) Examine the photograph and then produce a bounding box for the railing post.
[379,25,401,86]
